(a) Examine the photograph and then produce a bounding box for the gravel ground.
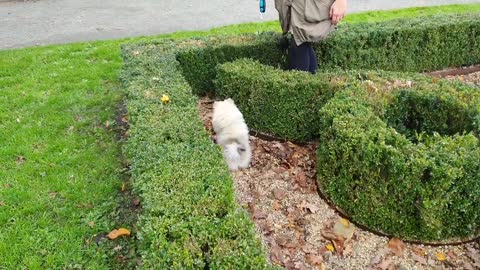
[197,72,480,270]
[446,71,480,87]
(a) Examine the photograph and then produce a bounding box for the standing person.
[275,0,348,74]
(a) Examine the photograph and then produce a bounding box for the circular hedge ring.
[317,82,480,242]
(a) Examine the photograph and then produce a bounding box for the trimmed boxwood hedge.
[120,39,276,269]
[176,33,287,96]
[317,81,480,241]
[315,13,480,72]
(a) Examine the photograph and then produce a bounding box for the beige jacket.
[275,0,336,45]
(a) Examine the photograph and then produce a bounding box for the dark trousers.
[288,38,318,74]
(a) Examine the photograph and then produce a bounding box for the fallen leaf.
[318,246,329,256]
[369,254,382,266]
[273,167,288,174]
[294,261,309,270]
[88,221,95,228]
[16,156,26,165]
[258,221,274,236]
[326,244,335,252]
[333,218,355,241]
[306,203,321,214]
[435,252,447,261]
[273,201,282,211]
[262,144,271,153]
[295,170,308,188]
[121,182,126,192]
[253,208,268,220]
[411,253,427,265]
[466,247,480,263]
[387,238,406,257]
[447,250,457,260]
[113,245,123,252]
[463,262,475,270]
[412,246,426,256]
[276,234,290,247]
[342,241,353,256]
[284,260,295,269]
[301,243,316,254]
[378,258,393,270]
[321,222,345,242]
[273,188,287,200]
[107,228,131,240]
[270,244,283,264]
[332,239,345,255]
[276,234,298,249]
[272,142,285,151]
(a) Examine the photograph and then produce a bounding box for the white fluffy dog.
[212,98,251,171]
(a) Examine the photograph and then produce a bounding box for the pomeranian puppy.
[212,98,251,171]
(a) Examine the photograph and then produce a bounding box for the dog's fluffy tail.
[223,143,242,171]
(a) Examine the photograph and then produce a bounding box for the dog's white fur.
[212,98,251,171]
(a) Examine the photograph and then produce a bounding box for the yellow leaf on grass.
[107,228,131,240]
[436,252,447,261]
[326,244,335,252]
[161,95,170,104]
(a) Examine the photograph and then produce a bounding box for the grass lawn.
[0,3,479,269]
[0,43,124,269]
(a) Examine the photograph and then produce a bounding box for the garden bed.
[197,86,480,269]
[120,12,480,269]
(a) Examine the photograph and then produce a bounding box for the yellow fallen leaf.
[436,252,447,261]
[161,95,170,104]
[339,218,350,227]
[326,244,335,252]
[107,228,131,240]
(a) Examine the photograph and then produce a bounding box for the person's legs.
[308,44,318,74]
[289,37,311,72]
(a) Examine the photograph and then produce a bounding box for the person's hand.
[330,0,347,25]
